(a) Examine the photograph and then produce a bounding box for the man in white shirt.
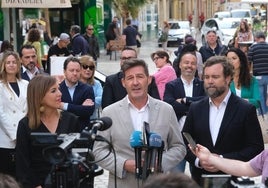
[164,52,206,172]
[19,44,45,81]
[182,55,264,185]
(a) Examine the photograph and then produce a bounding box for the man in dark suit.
[69,25,90,56]
[164,52,206,172]
[19,44,45,81]
[101,47,160,109]
[164,52,205,122]
[59,57,95,131]
[182,56,264,185]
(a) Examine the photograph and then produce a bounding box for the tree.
[109,0,150,25]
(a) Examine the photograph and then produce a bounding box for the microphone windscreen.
[149,133,162,148]
[99,116,112,131]
[130,131,143,148]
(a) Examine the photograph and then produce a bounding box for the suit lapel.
[119,97,135,134]
[202,98,215,146]
[148,97,160,132]
[215,94,238,145]
[192,78,202,96]
[177,79,186,97]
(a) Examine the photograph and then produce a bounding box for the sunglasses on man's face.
[82,65,95,70]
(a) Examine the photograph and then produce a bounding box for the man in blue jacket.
[59,56,95,131]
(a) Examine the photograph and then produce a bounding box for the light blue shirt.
[90,79,103,119]
[63,80,78,110]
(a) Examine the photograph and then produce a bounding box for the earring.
[40,106,45,112]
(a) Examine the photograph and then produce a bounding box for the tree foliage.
[111,0,150,19]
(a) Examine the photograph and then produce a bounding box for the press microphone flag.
[148,133,162,173]
[130,131,143,179]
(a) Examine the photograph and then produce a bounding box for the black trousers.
[0,148,16,177]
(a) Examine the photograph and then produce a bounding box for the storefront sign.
[1,0,72,8]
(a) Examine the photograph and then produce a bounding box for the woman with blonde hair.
[0,51,28,177]
[16,75,79,188]
[79,55,103,119]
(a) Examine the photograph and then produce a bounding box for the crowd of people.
[0,15,268,188]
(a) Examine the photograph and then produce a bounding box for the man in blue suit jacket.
[59,57,95,131]
[69,25,90,56]
[182,56,264,185]
[164,52,205,173]
[164,52,205,121]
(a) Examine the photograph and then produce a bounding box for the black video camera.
[30,117,112,188]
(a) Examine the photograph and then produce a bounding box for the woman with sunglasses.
[79,55,103,119]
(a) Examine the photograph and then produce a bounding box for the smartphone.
[182,132,197,150]
[143,122,150,146]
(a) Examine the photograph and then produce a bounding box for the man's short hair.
[19,44,36,57]
[63,56,81,70]
[203,56,234,79]
[126,18,131,25]
[254,31,266,39]
[206,30,217,35]
[121,58,149,77]
[70,25,81,34]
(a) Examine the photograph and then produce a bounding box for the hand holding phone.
[182,132,197,150]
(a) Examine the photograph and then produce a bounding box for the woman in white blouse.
[0,51,28,177]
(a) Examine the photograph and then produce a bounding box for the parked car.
[231,9,252,24]
[213,11,231,18]
[158,20,195,47]
[200,17,241,46]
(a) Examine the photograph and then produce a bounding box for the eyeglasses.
[87,28,94,30]
[82,65,95,70]
[153,56,163,61]
[120,57,135,61]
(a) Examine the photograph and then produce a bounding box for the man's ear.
[121,78,126,88]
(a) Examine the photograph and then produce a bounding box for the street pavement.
[96,39,176,77]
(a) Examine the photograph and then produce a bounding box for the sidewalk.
[96,38,177,76]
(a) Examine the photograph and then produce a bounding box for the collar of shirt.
[209,89,231,108]
[72,33,80,38]
[127,95,150,131]
[209,89,231,145]
[64,80,78,89]
[180,76,194,86]
[22,66,39,79]
[181,76,194,97]
[65,80,79,101]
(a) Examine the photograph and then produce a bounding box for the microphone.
[148,133,162,173]
[130,131,143,179]
[89,117,112,140]
[157,141,165,173]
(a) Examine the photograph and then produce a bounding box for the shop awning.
[1,0,72,8]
